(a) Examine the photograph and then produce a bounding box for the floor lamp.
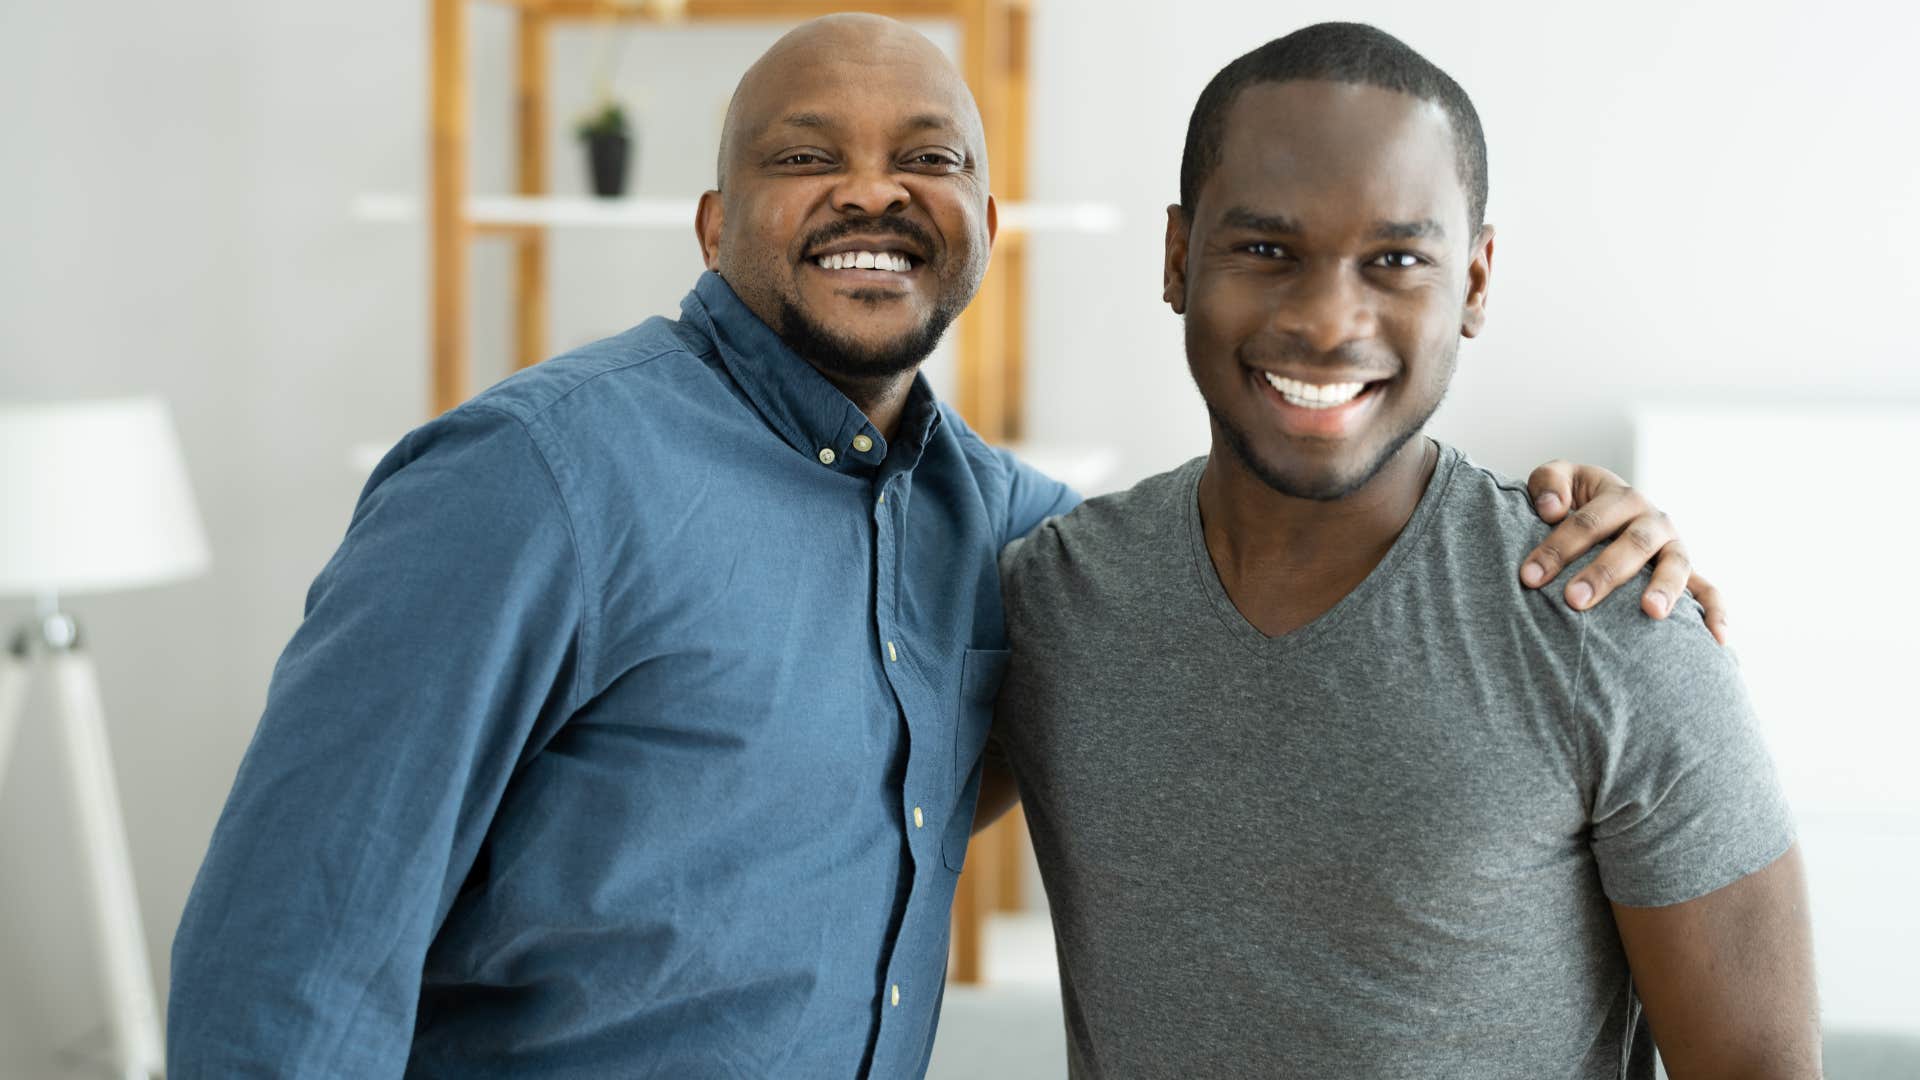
[0,398,210,1080]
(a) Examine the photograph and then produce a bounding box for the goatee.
[776,293,962,383]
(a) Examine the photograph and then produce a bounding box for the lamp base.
[2,616,166,1078]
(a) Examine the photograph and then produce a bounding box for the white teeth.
[814,251,914,272]
[1262,372,1369,409]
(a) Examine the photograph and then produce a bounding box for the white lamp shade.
[0,397,211,596]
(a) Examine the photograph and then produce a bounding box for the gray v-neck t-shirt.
[995,443,1792,1079]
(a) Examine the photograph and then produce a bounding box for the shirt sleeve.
[1577,590,1794,908]
[166,406,588,1077]
[996,448,1081,550]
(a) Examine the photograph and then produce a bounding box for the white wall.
[1,0,1916,1072]
[1026,0,1920,482]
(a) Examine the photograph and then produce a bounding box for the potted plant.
[576,100,633,198]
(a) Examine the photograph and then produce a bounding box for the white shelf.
[351,192,1121,234]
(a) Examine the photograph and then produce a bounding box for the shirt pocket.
[943,647,1010,872]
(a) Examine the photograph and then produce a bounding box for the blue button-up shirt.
[168,272,1077,1078]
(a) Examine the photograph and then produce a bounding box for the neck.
[807,364,917,443]
[1197,433,1439,636]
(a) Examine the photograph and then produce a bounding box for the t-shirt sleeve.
[1577,590,1795,908]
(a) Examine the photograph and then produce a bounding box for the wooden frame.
[428,0,1031,985]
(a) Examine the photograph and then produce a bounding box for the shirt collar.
[682,271,943,476]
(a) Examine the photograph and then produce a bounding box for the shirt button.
[853,434,874,453]
[913,806,925,829]
[886,641,898,662]
[890,984,901,1007]
[817,447,837,465]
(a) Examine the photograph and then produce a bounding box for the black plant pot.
[586,131,632,197]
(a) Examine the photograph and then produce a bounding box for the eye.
[1371,251,1426,269]
[904,150,963,171]
[776,152,826,166]
[1242,241,1292,260]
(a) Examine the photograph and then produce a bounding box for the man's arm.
[1612,846,1821,1079]
[167,408,586,1077]
[972,744,1020,834]
[1522,459,1732,643]
[998,448,1081,544]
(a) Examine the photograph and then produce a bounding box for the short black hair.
[1178,22,1489,236]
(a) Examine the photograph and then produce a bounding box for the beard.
[776,290,965,383]
[772,212,983,384]
[1208,397,1439,501]
[1206,340,1456,502]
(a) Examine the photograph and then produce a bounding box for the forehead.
[1203,80,1466,231]
[747,45,975,141]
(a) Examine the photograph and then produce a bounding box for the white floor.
[927,912,1068,1080]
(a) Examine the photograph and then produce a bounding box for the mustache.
[800,216,937,260]
[1238,335,1397,380]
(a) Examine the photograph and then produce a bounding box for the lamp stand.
[2,610,165,1080]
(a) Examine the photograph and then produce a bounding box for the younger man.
[996,23,1817,1079]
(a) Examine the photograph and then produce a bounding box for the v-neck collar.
[1182,440,1463,658]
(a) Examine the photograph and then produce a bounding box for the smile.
[812,250,917,272]
[1252,368,1391,438]
[1262,373,1367,410]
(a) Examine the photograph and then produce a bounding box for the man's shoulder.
[1434,447,1721,677]
[365,317,721,519]
[466,315,719,428]
[1430,447,1561,571]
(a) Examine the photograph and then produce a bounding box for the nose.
[1273,261,1379,355]
[830,158,911,217]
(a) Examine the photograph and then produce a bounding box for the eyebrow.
[771,112,832,132]
[901,112,959,134]
[766,112,961,136]
[1219,208,1303,234]
[1371,218,1447,242]
[1217,208,1447,243]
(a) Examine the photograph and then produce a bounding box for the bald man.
[167,15,1722,1077]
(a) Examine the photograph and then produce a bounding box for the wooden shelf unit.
[428,0,1037,984]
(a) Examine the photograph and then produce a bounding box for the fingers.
[1517,463,1724,637]
[1688,573,1732,646]
[1519,485,1657,593]
[1561,507,1678,611]
[1526,459,1575,523]
[1641,540,1693,620]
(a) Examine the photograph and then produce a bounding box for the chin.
[777,296,954,382]
[1213,410,1404,502]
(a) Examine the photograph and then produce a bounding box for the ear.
[1163,204,1191,315]
[985,193,999,250]
[695,190,724,271]
[1461,223,1494,338]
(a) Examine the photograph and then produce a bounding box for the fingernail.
[1521,562,1546,587]
[1536,492,1563,515]
[1647,591,1669,617]
[1567,581,1593,609]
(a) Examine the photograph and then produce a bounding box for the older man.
[168,14,1716,1078]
